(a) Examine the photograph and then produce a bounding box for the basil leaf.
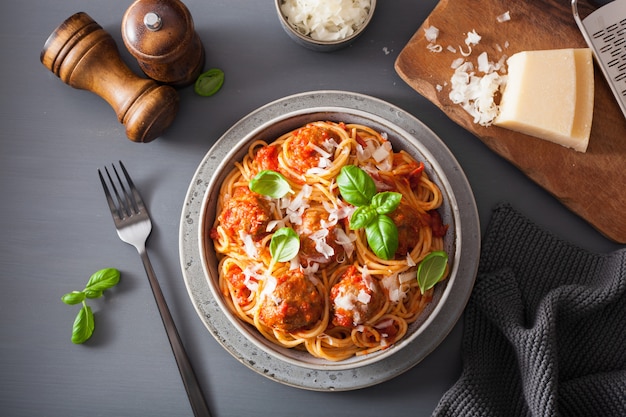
[371,191,402,215]
[365,214,399,260]
[270,227,300,262]
[249,170,292,198]
[417,250,448,294]
[194,68,225,97]
[71,305,95,344]
[84,290,103,299]
[85,268,120,293]
[337,165,377,207]
[61,291,85,305]
[350,206,377,230]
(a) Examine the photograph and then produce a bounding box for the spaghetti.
[209,121,449,361]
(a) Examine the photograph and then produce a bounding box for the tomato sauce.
[253,144,280,173]
[285,124,340,176]
[224,264,251,303]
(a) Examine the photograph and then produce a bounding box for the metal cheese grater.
[572,0,626,119]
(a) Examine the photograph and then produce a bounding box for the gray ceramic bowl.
[275,0,376,51]
[183,92,480,386]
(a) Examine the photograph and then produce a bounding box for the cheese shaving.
[239,231,258,258]
[286,184,312,225]
[381,274,405,303]
[259,274,277,303]
[357,289,371,304]
[465,29,481,46]
[424,25,439,42]
[451,57,465,69]
[496,11,511,23]
[371,140,391,162]
[424,25,443,53]
[459,44,472,57]
[427,43,443,53]
[334,228,356,258]
[309,228,335,259]
[243,264,264,292]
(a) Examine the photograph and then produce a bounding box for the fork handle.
[138,248,212,417]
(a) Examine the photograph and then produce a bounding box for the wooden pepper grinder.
[122,0,205,87]
[40,12,179,143]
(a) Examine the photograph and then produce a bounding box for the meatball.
[216,186,272,242]
[253,144,280,173]
[296,208,345,265]
[285,124,340,176]
[331,266,385,328]
[388,200,422,256]
[258,268,323,332]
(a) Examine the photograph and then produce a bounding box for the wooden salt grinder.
[40,12,179,143]
[122,0,205,87]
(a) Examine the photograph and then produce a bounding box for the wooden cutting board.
[395,0,626,244]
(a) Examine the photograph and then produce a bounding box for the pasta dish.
[208,120,449,361]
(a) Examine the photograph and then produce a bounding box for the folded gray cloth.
[433,203,626,417]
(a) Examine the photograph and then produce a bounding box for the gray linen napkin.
[433,203,626,417]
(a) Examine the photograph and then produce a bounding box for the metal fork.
[98,161,211,417]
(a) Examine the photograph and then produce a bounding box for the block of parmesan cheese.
[494,48,594,152]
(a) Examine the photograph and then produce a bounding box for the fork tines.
[98,161,144,220]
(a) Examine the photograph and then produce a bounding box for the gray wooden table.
[1,1,622,416]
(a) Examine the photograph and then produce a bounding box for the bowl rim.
[198,106,457,370]
[275,0,377,46]
[179,90,480,390]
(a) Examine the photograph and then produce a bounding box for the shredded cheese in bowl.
[280,0,372,41]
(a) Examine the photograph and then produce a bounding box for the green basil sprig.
[416,251,448,294]
[337,165,401,260]
[61,268,120,344]
[249,170,293,198]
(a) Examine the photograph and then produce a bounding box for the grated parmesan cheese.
[496,11,511,23]
[280,0,372,41]
[441,22,513,126]
[465,29,481,46]
[424,25,444,53]
[243,264,264,292]
[424,25,439,42]
[357,289,371,304]
[334,228,356,258]
[427,43,443,53]
[309,228,335,259]
[239,231,258,258]
[449,62,507,126]
[451,57,465,69]
[381,274,407,303]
